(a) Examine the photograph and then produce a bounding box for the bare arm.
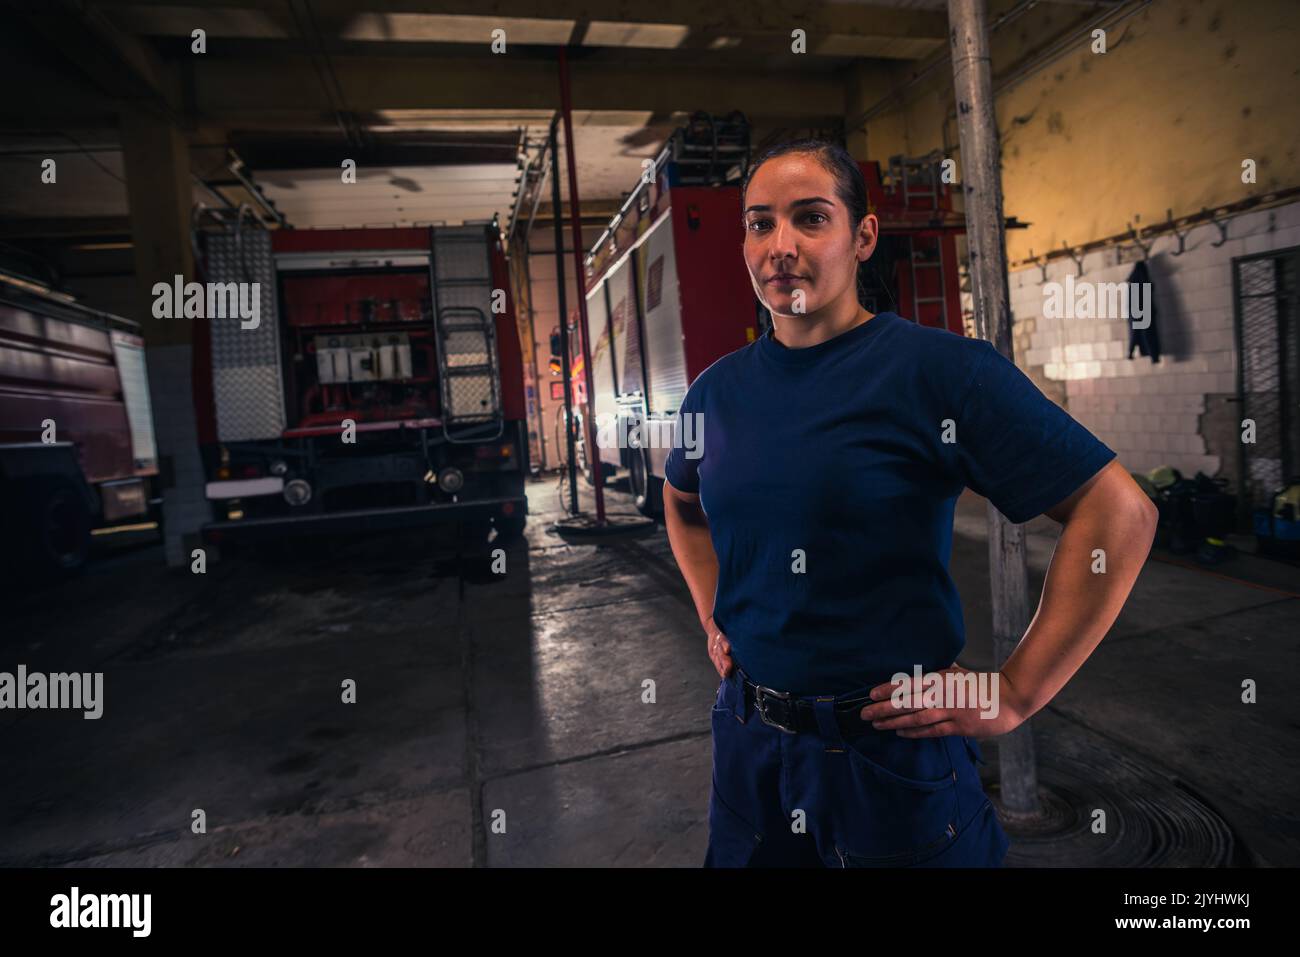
[868,458,1159,736]
[998,458,1159,718]
[662,478,733,676]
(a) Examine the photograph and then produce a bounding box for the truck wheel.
[10,477,92,580]
[575,433,591,483]
[645,476,664,519]
[584,461,612,488]
[579,449,611,488]
[629,449,662,517]
[573,426,609,487]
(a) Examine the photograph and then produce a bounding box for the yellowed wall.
[853,0,1300,264]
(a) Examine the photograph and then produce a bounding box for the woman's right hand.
[705,615,734,678]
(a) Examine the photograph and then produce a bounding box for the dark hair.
[740,138,878,308]
[740,138,872,235]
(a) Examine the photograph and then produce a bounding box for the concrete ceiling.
[0,0,966,240]
[256,160,523,229]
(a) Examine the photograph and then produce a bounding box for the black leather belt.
[740,675,874,736]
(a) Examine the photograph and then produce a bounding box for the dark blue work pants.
[705,667,1011,867]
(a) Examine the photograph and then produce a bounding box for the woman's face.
[742,154,878,319]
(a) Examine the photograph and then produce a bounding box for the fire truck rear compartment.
[279,268,440,429]
[198,225,524,542]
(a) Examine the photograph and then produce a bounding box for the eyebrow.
[743,196,835,215]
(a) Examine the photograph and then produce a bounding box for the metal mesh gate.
[431,225,503,439]
[1234,248,1300,511]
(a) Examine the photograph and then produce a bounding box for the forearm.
[664,498,721,630]
[999,497,1157,717]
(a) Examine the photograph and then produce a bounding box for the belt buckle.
[753,684,797,734]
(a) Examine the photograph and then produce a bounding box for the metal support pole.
[947,0,1040,816]
[549,117,579,516]
[557,44,606,524]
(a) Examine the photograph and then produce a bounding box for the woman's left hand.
[859,665,1031,739]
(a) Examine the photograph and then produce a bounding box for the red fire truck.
[563,127,967,519]
[194,223,529,547]
[0,271,160,579]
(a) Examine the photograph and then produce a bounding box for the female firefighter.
[662,139,1157,867]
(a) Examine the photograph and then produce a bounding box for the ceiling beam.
[185,54,845,128]
[0,216,133,239]
[94,0,947,57]
[229,133,522,170]
[14,0,184,124]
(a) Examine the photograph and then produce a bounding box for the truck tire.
[7,476,92,580]
[577,441,611,487]
[629,448,663,518]
[583,460,612,488]
[645,476,664,519]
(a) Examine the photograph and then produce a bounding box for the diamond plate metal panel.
[436,283,493,312]
[204,228,287,441]
[447,375,497,421]
[431,226,503,426]
[443,329,490,362]
[434,227,492,282]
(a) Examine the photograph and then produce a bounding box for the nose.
[768,218,798,266]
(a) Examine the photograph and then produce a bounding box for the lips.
[767,274,805,285]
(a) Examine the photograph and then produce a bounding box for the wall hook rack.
[1028,247,1049,283]
[1165,208,1190,257]
[1062,240,1085,277]
[1201,206,1230,247]
[1127,218,1153,262]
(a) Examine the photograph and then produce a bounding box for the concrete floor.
[1,474,1296,867]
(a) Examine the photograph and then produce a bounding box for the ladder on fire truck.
[890,154,951,330]
[429,225,504,444]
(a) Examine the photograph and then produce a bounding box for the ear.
[856,213,880,261]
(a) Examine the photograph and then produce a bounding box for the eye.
[804,212,828,225]
[746,219,771,232]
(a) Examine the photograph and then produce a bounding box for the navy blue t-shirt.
[664,311,1116,696]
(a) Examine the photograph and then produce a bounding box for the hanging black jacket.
[1127,259,1161,362]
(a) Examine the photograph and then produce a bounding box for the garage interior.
[1,0,1298,868]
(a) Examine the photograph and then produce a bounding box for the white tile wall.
[1010,200,1300,478]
